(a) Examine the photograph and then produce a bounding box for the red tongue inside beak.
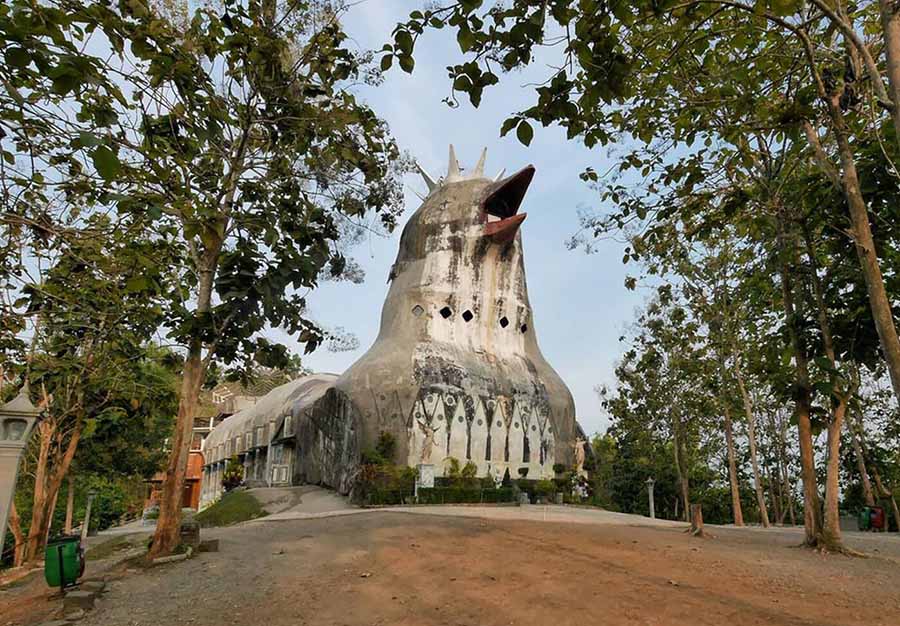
[482,165,535,244]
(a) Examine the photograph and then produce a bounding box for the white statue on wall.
[574,437,586,477]
[418,419,439,464]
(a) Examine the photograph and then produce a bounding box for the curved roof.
[203,373,338,458]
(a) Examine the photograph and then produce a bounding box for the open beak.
[482,165,534,244]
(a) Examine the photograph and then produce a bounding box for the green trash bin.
[858,507,872,531]
[44,535,84,589]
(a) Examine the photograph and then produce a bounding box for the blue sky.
[282,2,646,435]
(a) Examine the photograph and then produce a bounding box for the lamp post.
[0,384,42,558]
[645,477,656,519]
[81,490,98,542]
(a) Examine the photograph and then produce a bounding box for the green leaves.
[398,54,414,73]
[516,119,534,145]
[91,145,120,181]
[5,46,30,68]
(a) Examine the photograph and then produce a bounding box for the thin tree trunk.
[850,422,876,507]
[722,401,744,526]
[7,501,25,567]
[825,97,900,406]
[23,423,82,563]
[64,476,75,534]
[785,474,797,526]
[775,208,821,545]
[765,455,783,525]
[671,415,690,522]
[767,413,787,525]
[878,0,900,148]
[732,347,770,527]
[150,263,218,558]
[801,218,849,551]
[774,411,797,526]
[822,397,849,550]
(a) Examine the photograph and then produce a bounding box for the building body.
[200,149,581,505]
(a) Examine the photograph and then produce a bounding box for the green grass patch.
[195,490,268,527]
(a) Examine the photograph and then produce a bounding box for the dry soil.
[4,509,899,626]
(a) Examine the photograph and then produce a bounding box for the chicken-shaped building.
[200,148,579,503]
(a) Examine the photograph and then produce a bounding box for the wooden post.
[690,504,704,537]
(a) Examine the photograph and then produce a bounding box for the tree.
[389,1,900,412]
[386,1,900,550]
[2,212,173,564]
[107,1,406,557]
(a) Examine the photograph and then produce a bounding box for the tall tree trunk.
[825,98,900,405]
[671,415,690,522]
[722,401,744,526]
[821,397,849,550]
[64,476,75,534]
[732,346,770,527]
[774,411,797,526]
[765,454,783,526]
[766,413,786,524]
[878,0,900,147]
[801,218,849,550]
[22,422,82,564]
[775,208,821,545]
[150,263,217,558]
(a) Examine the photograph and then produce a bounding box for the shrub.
[534,479,556,498]
[354,456,417,504]
[445,457,462,480]
[460,461,479,487]
[417,487,515,505]
[375,431,396,461]
[222,456,244,492]
[552,463,567,476]
[480,475,498,490]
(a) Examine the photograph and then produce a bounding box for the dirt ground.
[4,510,900,626]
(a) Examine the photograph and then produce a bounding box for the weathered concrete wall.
[334,148,577,482]
[293,387,360,494]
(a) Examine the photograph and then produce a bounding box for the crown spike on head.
[447,145,461,180]
[416,161,438,191]
[473,148,487,177]
[493,168,506,182]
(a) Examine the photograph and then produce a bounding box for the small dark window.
[462,310,474,322]
[520,324,528,333]
[499,316,509,328]
[440,306,453,319]
[412,305,424,317]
